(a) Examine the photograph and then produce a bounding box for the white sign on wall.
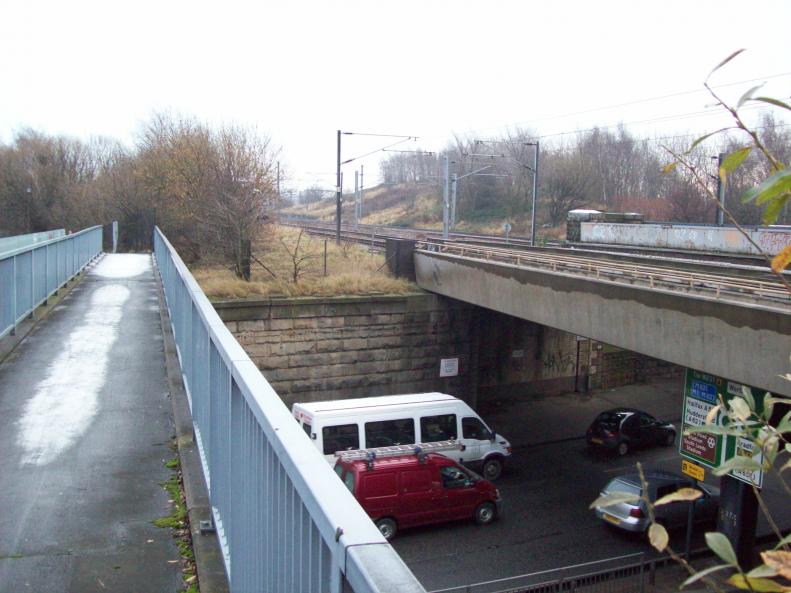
[439,357,459,378]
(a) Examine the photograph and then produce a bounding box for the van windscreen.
[365,418,415,448]
[323,424,360,455]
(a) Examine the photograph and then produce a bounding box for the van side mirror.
[311,433,317,440]
[488,428,496,442]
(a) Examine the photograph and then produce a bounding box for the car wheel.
[375,518,397,540]
[616,441,629,456]
[474,502,497,525]
[482,457,503,481]
[662,431,676,447]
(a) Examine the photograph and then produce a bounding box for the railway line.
[281,217,790,308]
[419,240,791,310]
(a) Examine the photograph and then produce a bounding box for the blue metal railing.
[0,229,66,255]
[153,227,424,593]
[0,226,103,339]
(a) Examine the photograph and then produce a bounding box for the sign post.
[679,369,766,568]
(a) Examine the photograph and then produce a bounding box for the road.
[392,434,789,592]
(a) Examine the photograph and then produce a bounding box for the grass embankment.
[193,226,416,300]
[280,182,567,240]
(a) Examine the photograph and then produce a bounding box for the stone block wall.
[214,294,475,409]
[589,344,683,389]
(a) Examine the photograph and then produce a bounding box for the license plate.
[603,513,621,525]
[591,438,603,445]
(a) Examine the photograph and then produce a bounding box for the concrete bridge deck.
[415,244,791,396]
[0,254,182,592]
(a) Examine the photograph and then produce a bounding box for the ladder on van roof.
[335,440,463,462]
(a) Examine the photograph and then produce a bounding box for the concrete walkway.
[0,254,182,593]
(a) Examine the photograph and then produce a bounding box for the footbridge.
[0,226,424,593]
[414,241,791,396]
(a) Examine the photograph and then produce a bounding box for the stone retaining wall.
[214,294,683,409]
[214,294,476,408]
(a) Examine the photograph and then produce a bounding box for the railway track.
[282,218,790,307]
[419,240,791,310]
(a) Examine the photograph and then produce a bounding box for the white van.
[292,392,512,480]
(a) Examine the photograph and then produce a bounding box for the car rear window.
[606,478,641,497]
[597,411,629,430]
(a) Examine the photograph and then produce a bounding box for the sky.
[1,0,790,193]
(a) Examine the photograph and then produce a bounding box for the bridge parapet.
[0,226,103,339]
[153,227,424,593]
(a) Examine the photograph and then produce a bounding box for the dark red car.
[334,448,501,540]
[586,408,676,456]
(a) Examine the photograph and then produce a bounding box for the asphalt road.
[0,255,182,593]
[392,431,789,592]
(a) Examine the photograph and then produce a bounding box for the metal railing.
[418,241,791,309]
[430,553,645,593]
[153,227,424,593]
[0,226,103,339]
[0,229,66,254]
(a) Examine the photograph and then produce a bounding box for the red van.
[333,442,502,540]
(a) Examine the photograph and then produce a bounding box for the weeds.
[193,225,415,299]
[154,457,198,593]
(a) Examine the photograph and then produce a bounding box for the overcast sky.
[1,0,789,191]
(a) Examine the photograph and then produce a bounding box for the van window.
[302,421,312,438]
[343,471,355,494]
[322,424,360,455]
[401,469,432,493]
[462,417,491,440]
[420,414,457,442]
[440,466,471,489]
[364,418,415,448]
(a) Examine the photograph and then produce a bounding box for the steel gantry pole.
[336,130,342,244]
[530,141,540,247]
[442,155,450,239]
[354,170,359,228]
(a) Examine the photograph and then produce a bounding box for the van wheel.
[376,518,397,540]
[616,441,629,456]
[474,502,496,525]
[482,457,503,481]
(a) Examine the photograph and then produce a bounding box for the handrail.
[418,240,791,309]
[429,553,646,593]
[152,227,424,593]
[0,226,104,339]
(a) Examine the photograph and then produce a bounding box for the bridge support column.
[386,239,416,280]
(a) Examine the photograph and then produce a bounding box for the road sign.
[680,370,723,468]
[679,369,765,488]
[681,459,705,481]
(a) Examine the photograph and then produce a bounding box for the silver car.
[594,470,720,533]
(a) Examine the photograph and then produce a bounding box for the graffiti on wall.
[543,351,575,375]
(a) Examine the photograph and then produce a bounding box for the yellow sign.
[681,460,705,481]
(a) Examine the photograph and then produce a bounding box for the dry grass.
[192,225,416,300]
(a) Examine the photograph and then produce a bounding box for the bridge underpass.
[414,243,791,396]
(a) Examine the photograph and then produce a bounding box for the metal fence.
[0,229,66,255]
[430,554,645,593]
[0,226,103,340]
[152,227,424,593]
